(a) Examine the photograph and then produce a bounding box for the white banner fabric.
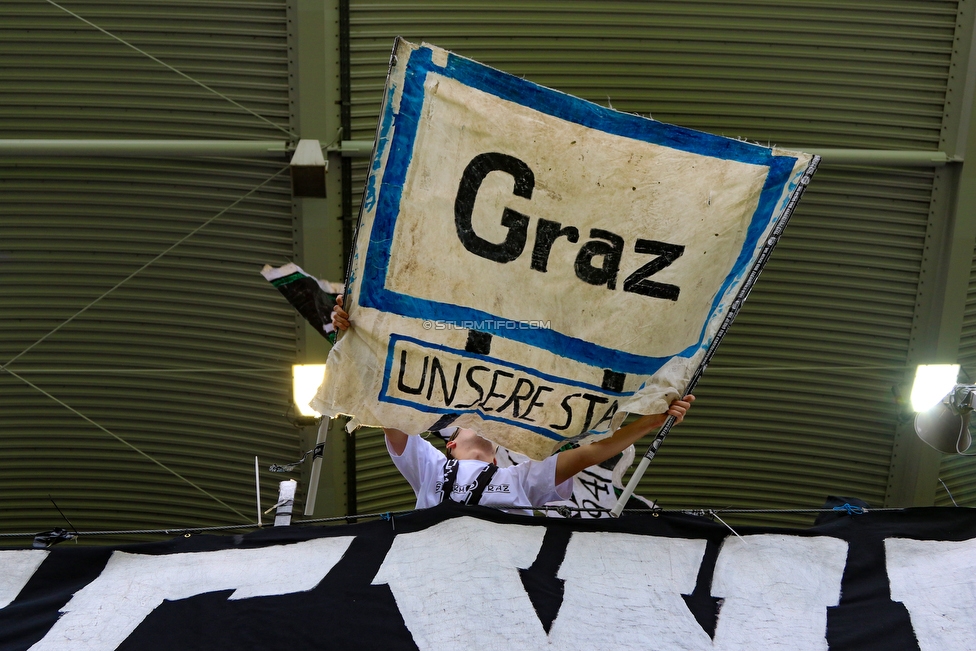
[313,39,814,459]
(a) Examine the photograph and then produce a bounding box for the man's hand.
[332,295,350,331]
[661,393,694,425]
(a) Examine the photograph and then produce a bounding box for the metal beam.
[289,0,347,518]
[326,139,374,158]
[324,141,962,165]
[807,149,956,166]
[0,139,289,157]
[0,139,379,158]
[885,0,976,507]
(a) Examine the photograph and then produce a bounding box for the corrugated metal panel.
[937,247,976,507]
[345,0,955,525]
[354,428,412,513]
[353,427,445,514]
[0,1,296,542]
[0,1,291,140]
[347,0,954,148]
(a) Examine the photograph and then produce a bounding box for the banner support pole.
[303,418,330,516]
[255,456,263,526]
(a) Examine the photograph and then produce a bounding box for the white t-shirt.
[387,434,573,513]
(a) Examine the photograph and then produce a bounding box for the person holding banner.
[331,297,694,513]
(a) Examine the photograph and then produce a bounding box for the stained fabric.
[313,39,816,459]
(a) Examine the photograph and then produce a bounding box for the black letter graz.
[623,240,685,301]
[454,152,684,300]
[454,152,534,263]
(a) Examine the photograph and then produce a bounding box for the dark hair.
[444,428,461,459]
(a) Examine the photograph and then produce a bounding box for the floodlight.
[913,385,975,454]
[292,364,326,418]
[910,364,959,412]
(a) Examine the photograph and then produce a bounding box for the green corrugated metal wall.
[2,1,970,535]
[346,0,959,525]
[0,1,298,540]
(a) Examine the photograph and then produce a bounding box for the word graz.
[390,343,618,436]
[455,152,686,301]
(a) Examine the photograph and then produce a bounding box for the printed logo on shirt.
[434,481,511,495]
[452,482,479,494]
[432,481,475,494]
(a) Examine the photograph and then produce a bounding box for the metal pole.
[0,139,377,158]
[0,139,289,157]
[784,149,954,166]
[326,140,375,157]
[319,141,963,166]
[303,418,330,516]
[255,456,263,527]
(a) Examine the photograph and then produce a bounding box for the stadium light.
[911,365,974,455]
[910,364,959,413]
[292,364,326,418]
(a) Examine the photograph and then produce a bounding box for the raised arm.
[384,428,409,455]
[554,395,694,485]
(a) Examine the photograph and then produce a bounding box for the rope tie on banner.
[831,504,865,516]
[680,509,745,541]
[380,512,395,530]
[707,510,744,542]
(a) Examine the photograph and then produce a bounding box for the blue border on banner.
[379,334,632,441]
[360,45,800,375]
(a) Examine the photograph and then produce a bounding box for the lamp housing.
[913,384,975,454]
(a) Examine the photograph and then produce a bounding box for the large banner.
[313,39,816,459]
[3,505,975,651]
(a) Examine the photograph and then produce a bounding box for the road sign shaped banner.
[314,39,815,460]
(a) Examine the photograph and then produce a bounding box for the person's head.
[445,427,496,463]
